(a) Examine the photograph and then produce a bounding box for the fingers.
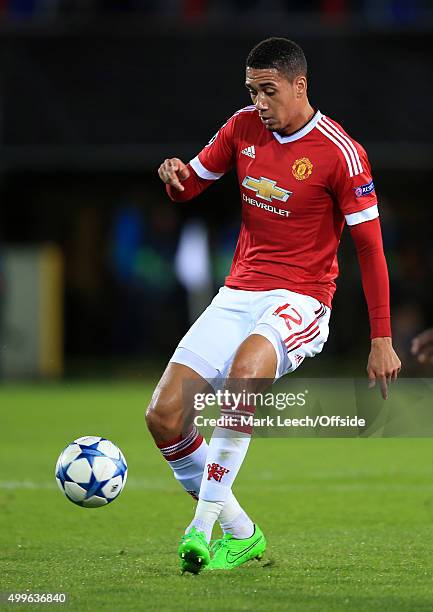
[178,164,190,180]
[411,328,433,355]
[378,376,388,400]
[417,346,433,364]
[411,328,433,363]
[162,159,184,191]
[368,373,388,399]
[158,158,186,192]
[369,366,401,398]
[367,344,401,399]
[368,369,398,399]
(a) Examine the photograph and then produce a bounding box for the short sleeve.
[189,113,237,181]
[331,143,379,226]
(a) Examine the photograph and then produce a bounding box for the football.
[55,436,128,508]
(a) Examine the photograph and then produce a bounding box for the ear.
[295,75,307,98]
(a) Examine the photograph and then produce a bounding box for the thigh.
[226,332,278,386]
[170,287,254,379]
[252,291,331,379]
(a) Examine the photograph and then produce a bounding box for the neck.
[279,101,315,136]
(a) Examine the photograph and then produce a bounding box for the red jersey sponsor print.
[189,107,378,307]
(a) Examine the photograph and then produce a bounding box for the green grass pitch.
[1,383,433,611]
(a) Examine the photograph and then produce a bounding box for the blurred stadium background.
[2,5,433,610]
[0,0,432,380]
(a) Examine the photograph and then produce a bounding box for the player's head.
[245,37,309,133]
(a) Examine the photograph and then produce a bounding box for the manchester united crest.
[292,157,313,181]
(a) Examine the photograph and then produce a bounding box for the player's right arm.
[158,111,238,202]
[158,157,211,202]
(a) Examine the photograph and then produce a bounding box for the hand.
[158,158,190,192]
[367,337,401,400]
[411,328,433,364]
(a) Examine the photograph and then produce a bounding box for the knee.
[144,400,161,434]
[227,356,261,380]
[145,390,183,441]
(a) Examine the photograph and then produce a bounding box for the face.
[245,67,306,134]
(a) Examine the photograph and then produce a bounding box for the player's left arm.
[332,140,401,399]
[350,218,401,399]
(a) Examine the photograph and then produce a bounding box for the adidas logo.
[241,145,255,159]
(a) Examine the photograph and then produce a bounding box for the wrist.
[371,336,392,346]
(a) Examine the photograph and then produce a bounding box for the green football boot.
[178,527,211,574]
[206,524,266,570]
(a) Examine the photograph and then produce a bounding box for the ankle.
[220,511,254,539]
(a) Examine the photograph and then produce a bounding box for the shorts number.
[273,303,303,330]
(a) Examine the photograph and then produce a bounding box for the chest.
[235,137,333,218]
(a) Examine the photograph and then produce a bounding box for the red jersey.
[189,107,378,307]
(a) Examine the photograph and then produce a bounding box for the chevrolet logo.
[242,176,292,203]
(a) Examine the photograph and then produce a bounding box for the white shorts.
[170,286,331,382]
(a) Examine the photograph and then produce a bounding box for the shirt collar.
[272,110,322,144]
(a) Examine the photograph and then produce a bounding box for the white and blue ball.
[55,436,127,508]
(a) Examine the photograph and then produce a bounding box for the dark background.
[0,0,432,376]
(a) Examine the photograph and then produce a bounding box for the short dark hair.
[246,37,307,82]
